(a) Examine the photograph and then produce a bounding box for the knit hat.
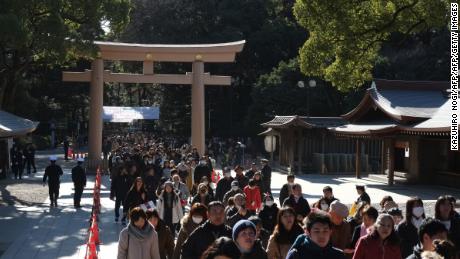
[232,220,256,240]
[164,181,173,189]
[231,180,239,187]
[329,200,349,218]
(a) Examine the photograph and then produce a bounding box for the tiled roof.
[0,111,39,138]
[261,116,346,129]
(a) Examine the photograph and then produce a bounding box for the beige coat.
[117,224,161,259]
[266,234,292,259]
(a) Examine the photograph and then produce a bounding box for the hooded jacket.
[117,222,161,259]
[352,234,402,259]
[156,192,183,224]
[286,234,346,259]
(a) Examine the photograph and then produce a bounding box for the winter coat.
[286,234,346,259]
[155,220,174,259]
[240,240,268,259]
[117,222,161,259]
[244,186,261,211]
[261,165,271,190]
[111,175,133,200]
[283,195,311,218]
[352,234,402,259]
[258,204,279,233]
[330,220,352,250]
[156,192,183,224]
[445,217,460,255]
[223,189,244,206]
[279,183,291,205]
[395,220,419,258]
[235,174,249,189]
[215,177,233,201]
[181,221,232,259]
[266,224,304,259]
[357,192,371,204]
[227,210,253,228]
[191,193,213,207]
[123,188,147,213]
[71,165,86,187]
[172,216,200,259]
[43,164,63,186]
[193,164,211,183]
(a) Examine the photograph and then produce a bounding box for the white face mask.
[265,201,274,207]
[232,186,239,191]
[224,173,231,178]
[192,216,203,224]
[320,203,329,211]
[412,206,425,218]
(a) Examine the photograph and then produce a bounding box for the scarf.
[128,222,153,241]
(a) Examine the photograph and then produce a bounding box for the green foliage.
[0,0,132,110]
[293,0,450,91]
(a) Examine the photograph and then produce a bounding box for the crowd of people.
[105,134,460,259]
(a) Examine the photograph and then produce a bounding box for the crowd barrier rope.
[85,167,102,259]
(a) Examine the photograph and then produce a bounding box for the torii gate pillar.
[192,61,206,155]
[88,58,104,168]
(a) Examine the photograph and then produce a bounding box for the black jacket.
[110,174,133,200]
[123,188,147,212]
[258,204,279,233]
[43,164,63,185]
[181,221,232,259]
[286,234,345,259]
[279,183,290,205]
[235,174,249,189]
[71,165,86,187]
[215,177,233,201]
[193,164,211,183]
[396,220,419,258]
[227,210,254,228]
[357,192,371,204]
[283,195,311,218]
[240,240,268,259]
[144,175,160,202]
[191,193,213,207]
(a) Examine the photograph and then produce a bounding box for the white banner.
[103,106,160,123]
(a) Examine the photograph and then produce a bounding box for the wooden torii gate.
[63,40,245,169]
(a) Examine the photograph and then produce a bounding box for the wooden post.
[88,58,104,170]
[298,129,303,174]
[381,139,386,175]
[289,130,295,174]
[356,139,361,178]
[191,61,205,156]
[321,132,326,173]
[388,138,395,185]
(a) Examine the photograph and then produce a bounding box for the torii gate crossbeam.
[63,40,245,170]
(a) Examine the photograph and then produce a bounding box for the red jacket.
[353,234,402,259]
[243,185,261,211]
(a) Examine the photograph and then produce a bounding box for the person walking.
[110,167,133,224]
[215,167,234,201]
[282,183,311,223]
[71,158,86,208]
[172,203,208,259]
[266,207,303,259]
[181,201,232,259]
[353,214,402,259]
[147,209,174,259]
[156,181,183,236]
[63,137,70,161]
[23,143,37,174]
[260,158,271,194]
[232,220,268,259]
[10,145,24,180]
[43,156,63,207]
[117,207,161,259]
[124,177,148,223]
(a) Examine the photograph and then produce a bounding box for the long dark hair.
[405,197,425,223]
[201,237,241,259]
[129,177,146,193]
[435,195,454,220]
[368,214,399,246]
[273,207,304,244]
